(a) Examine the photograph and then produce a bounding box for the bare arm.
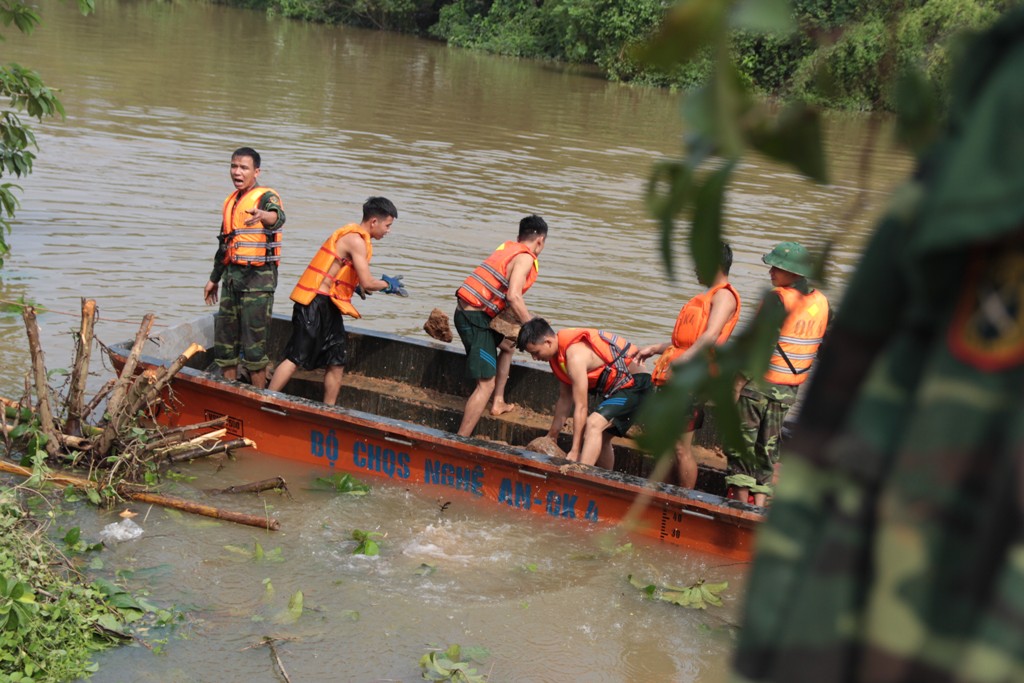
[564,344,592,460]
[675,288,738,364]
[637,341,670,361]
[338,232,390,293]
[547,381,573,440]
[504,252,535,323]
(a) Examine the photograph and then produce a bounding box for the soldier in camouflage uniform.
[203,147,285,390]
[726,242,829,507]
[731,8,1024,682]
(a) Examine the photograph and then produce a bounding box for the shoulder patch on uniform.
[949,249,1024,371]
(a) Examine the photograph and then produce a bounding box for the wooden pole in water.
[214,477,288,495]
[65,298,98,437]
[21,306,61,458]
[95,314,153,455]
[0,460,280,531]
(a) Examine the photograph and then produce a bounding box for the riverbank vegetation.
[0,489,126,681]
[232,0,1016,110]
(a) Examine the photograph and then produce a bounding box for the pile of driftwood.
[0,300,285,530]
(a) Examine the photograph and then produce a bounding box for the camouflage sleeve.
[259,191,285,230]
[209,258,225,284]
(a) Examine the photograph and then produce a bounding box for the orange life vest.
[764,286,829,386]
[289,224,372,319]
[221,186,282,266]
[456,241,538,317]
[550,328,637,397]
[652,282,741,386]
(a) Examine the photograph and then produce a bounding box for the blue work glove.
[381,274,408,297]
[354,284,371,300]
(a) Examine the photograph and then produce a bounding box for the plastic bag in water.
[98,518,144,545]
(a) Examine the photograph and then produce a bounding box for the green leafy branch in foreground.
[0,0,94,269]
[420,644,490,682]
[628,574,729,609]
[636,0,945,467]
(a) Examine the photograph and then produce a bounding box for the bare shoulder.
[337,231,368,259]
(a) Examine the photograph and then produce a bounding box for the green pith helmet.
[762,241,812,277]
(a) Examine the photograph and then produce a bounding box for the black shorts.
[282,295,348,370]
[593,372,653,436]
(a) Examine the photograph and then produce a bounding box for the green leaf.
[894,66,940,154]
[635,0,728,68]
[730,0,796,34]
[746,102,828,183]
[646,160,693,279]
[691,160,735,286]
[85,489,100,505]
[63,527,81,546]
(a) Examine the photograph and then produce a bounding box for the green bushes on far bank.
[235,0,1019,110]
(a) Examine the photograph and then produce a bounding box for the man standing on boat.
[203,147,285,390]
[455,215,548,437]
[725,241,829,506]
[636,242,741,488]
[517,318,651,470]
[267,197,405,405]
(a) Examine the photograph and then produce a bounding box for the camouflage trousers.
[726,380,798,485]
[214,280,274,371]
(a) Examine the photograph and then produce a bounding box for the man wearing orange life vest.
[455,215,548,437]
[636,243,741,489]
[517,318,652,470]
[203,147,285,390]
[267,197,405,405]
[726,241,829,507]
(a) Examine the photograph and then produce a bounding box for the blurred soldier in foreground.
[732,8,1024,682]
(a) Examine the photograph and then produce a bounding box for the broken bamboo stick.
[165,437,254,463]
[0,460,279,530]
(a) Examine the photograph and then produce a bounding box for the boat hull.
[110,316,762,560]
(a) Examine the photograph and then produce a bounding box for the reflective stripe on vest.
[456,241,538,317]
[764,287,829,386]
[289,224,372,319]
[550,328,637,397]
[221,186,282,266]
[652,282,741,386]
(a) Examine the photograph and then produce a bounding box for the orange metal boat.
[109,315,763,560]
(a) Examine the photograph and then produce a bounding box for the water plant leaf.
[419,644,488,682]
[351,529,383,556]
[628,576,729,610]
[273,590,304,624]
[313,472,370,495]
[627,574,657,598]
[414,563,437,576]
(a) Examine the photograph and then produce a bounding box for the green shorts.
[454,307,503,380]
[593,372,653,436]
